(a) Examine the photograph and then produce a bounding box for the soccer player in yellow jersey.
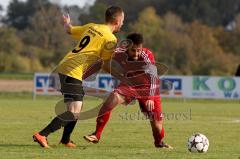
[33,6,124,148]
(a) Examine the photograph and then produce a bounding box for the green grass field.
[0,73,33,80]
[0,95,239,159]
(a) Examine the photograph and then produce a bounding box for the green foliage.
[128,7,238,75]
[5,0,51,30]
[11,55,32,72]
[0,27,23,54]
[0,27,44,72]
[128,9,191,75]
[97,0,240,27]
[79,2,107,24]
[215,15,240,57]
[0,53,29,72]
[129,7,164,56]
[0,27,26,72]
[158,13,193,75]
[97,0,151,30]
[0,0,239,75]
[20,4,73,68]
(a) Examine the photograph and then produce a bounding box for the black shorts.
[59,73,85,102]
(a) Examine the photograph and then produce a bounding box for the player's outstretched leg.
[33,132,50,148]
[84,92,125,143]
[84,108,112,143]
[33,110,76,148]
[60,120,78,148]
[150,118,173,149]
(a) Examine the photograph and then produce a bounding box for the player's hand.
[61,14,72,34]
[145,100,154,111]
[62,14,71,25]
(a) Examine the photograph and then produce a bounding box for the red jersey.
[112,48,160,100]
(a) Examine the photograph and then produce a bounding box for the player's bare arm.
[61,14,72,34]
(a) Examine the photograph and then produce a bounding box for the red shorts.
[114,84,163,121]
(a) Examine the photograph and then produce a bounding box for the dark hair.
[105,6,123,23]
[126,33,144,45]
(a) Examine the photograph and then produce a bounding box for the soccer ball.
[187,133,209,153]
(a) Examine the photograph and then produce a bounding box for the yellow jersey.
[57,23,117,80]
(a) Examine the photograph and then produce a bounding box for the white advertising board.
[33,73,240,100]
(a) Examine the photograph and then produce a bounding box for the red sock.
[153,127,164,146]
[94,93,119,139]
[160,127,165,141]
[95,110,112,139]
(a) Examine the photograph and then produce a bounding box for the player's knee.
[67,101,82,119]
[113,92,125,104]
[73,113,80,120]
[58,111,75,121]
[105,92,121,106]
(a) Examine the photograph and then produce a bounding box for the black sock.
[39,111,75,137]
[61,120,77,144]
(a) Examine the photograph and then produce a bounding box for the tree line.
[0,0,239,75]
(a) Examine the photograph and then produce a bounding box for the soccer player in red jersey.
[84,33,173,149]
